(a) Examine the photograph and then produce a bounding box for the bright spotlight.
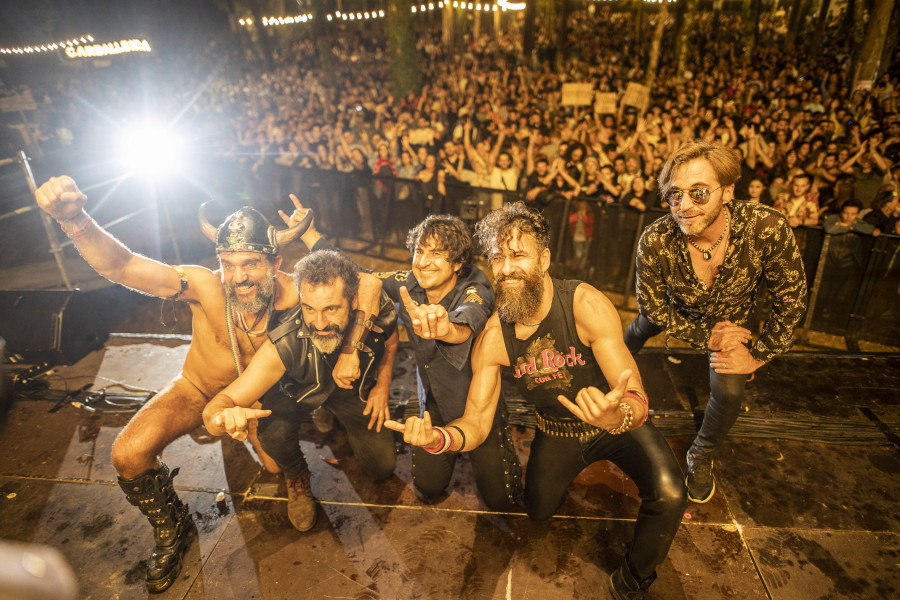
[117,121,185,178]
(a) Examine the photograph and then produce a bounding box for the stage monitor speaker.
[0,290,109,365]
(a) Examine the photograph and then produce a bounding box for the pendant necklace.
[225,295,273,375]
[688,207,730,260]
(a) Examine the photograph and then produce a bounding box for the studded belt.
[535,411,603,438]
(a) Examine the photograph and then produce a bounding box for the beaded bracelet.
[623,389,649,427]
[58,213,93,238]
[607,402,634,435]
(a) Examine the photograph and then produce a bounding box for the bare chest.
[688,242,729,290]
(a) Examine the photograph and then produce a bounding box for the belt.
[535,411,603,438]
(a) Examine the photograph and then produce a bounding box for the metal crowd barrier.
[25,156,886,351]
[262,163,900,349]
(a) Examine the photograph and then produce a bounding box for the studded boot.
[117,462,194,593]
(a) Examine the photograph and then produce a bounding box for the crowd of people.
[7,6,900,244]
[18,5,900,599]
[206,9,900,237]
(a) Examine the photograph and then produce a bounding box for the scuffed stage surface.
[1,338,898,600]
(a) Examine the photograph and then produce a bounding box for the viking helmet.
[198,202,312,255]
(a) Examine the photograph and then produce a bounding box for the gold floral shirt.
[635,200,808,363]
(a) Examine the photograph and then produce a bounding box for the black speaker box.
[0,290,109,365]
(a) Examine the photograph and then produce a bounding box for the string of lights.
[239,0,526,27]
[0,35,94,56]
[327,10,386,22]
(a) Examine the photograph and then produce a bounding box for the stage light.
[116,121,185,178]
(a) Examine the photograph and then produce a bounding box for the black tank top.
[499,279,607,419]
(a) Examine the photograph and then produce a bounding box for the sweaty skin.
[34,177,381,477]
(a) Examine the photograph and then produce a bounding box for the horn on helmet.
[198,201,219,242]
[274,208,314,248]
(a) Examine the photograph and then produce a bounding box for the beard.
[310,324,344,354]
[226,266,276,314]
[495,264,544,324]
[674,202,724,237]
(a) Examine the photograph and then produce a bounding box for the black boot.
[118,463,194,593]
[608,561,656,600]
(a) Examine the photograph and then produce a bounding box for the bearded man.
[203,249,398,532]
[34,179,377,593]
[386,202,686,600]
[624,141,807,504]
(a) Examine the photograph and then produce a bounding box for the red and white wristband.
[58,212,93,239]
[423,425,467,454]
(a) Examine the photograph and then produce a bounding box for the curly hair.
[406,214,474,268]
[657,140,741,196]
[474,201,551,257]
[292,250,359,303]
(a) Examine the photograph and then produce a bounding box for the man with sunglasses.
[624,141,807,503]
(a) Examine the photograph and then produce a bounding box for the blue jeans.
[256,385,396,481]
[624,314,747,457]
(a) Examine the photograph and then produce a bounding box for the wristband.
[622,389,649,428]
[58,212,93,238]
[447,425,467,452]
[341,309,378,354]
[423,426,453,454]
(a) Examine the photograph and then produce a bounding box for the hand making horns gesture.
[213,407,272,442]
[399,286,451,340]
[279,193,313,228]
[556,369,632,430]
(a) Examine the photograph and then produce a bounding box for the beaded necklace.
[688,207,730,260]
[225,295,272,375]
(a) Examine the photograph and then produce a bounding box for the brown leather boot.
[286,473,317,532]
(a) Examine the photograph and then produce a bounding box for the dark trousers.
[256,386,396,481]
[524,422,687,582]
[624,313,747,457]
[411,397,521,511]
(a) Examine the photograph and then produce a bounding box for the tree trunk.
[673,0,687,65]
[645,2,669,89]
[555,0,570,70]
[852,0,897,89]
[784,0,801,52]
[387,0,421,101]
[635,1,644,46]
[676,0,699,82]
[814,0,833,52]
[879,0,900,77]
[742,0,763,62]
[847,0,869,83]
[442,3,454,50]
[523,0,536,58]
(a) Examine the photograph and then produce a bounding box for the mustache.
[312,325,341,336]
[495,272,527,283]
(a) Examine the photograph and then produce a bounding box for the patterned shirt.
[635,200,808,363]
